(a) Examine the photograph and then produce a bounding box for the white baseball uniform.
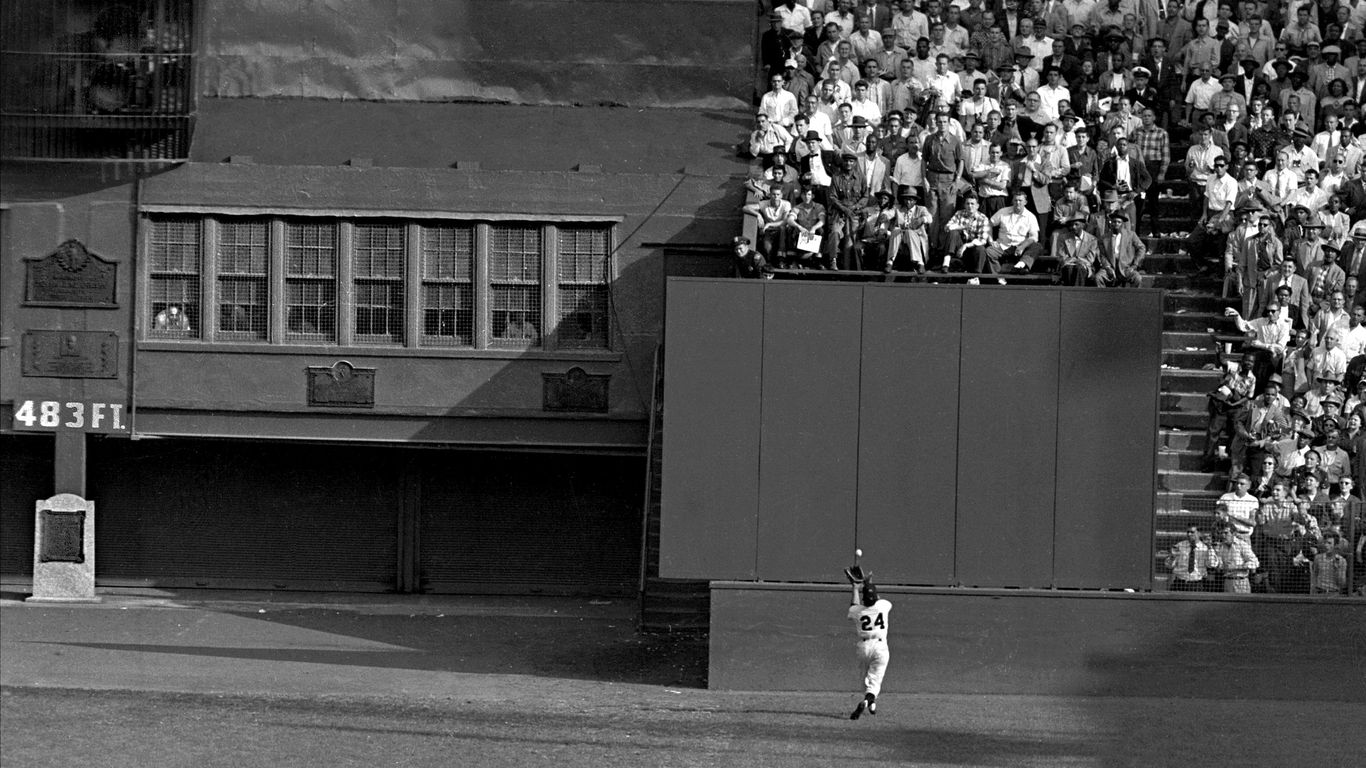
[847,597,892,697]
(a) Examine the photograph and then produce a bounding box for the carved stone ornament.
[24,239,118,307]
[22,331,120,378]
[306,360,376,408]
[543,367,610,413]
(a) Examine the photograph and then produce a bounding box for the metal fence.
[1157,496,1363,596]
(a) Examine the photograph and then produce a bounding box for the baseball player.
[847,577,891,720]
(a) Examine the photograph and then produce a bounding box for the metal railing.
[1157,497,1362,596]
[1,49,194,162]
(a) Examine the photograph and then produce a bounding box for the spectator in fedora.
[1094,208,1148,287]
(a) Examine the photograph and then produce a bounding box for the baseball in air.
[855,549,862,558]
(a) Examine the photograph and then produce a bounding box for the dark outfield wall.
[660,280,1162,591]
[710,583,1366,698]
[198,0,754,108]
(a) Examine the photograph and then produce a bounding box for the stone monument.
[28,493,100,603]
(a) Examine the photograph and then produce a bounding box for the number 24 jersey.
[847,598,892,642]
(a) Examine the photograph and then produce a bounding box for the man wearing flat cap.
[827,151,869,269]
[1309,45,1350,101]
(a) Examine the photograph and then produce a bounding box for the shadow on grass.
[40,610,708,688]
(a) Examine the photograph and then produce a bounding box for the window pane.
[491,285,541,345]
[421,225,473,280]
[555,226,610,348]
[218,276,268,340]
[557,226,610,283]
[354,223,405,278]
[489,224,542,282]
[149,276,199,338]
[354,281,404,344]
[218,219,268,275]
[421,282,473,347]
[150,216,200,272]
[285,279,336,341]
[557,286,608,348]
[285,221,336,276]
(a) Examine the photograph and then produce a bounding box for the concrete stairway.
[1145,159,1244,583]
[638,345,710,633]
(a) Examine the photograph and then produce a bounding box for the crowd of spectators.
[732,0,1366,592]
[732,0,1366,295]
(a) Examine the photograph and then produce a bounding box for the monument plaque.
[543,367,610,413]
[24,239,119,307]
[28,493,99,603]
[306,360,376,407]
[22,331,120,378]
[39,509,86,563]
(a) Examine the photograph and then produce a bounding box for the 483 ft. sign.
[12,399,127,433]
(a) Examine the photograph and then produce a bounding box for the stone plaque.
[39,509,86,564]
[21,331,120,378]
[306,360,375,408]
[24,239,118,307]
[543,367,610,413]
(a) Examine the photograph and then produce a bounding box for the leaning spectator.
[732,236,772,279]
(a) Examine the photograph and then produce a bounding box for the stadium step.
[1159,366,1222,392]
[1162,330,1219,350]
[1164,291,1239,314]
[1158,469,1230,493]
[1162,348,1220,368]
[1160,391,1212,414]
[1158,448,1208,472]
[1160,428,1207,452]
[1163,309,1230,331]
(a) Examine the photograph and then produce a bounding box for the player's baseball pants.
[856,638,889,697]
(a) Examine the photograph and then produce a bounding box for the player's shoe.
[867,699,877,715]
[849,700,866,720]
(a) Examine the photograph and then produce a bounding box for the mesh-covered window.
[284,221,336,342]
[556,226,611,349]
[353,223,405,345]
[216,219,269,341]
[420,224,474,347]
[489,224,542,346]
[148,215,200,338]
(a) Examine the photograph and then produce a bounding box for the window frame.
[140,211,617,357]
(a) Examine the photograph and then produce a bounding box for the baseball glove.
[844,565,868,584]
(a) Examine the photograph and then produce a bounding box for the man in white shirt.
[1036,66,1072,123]
[925,54,961,106]
[849,80,884,126]
[1184,65,1222,127]
[760,73,800,128]
[965,190,1042,281]
[890,0,928,50]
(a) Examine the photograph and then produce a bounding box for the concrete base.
[30,494,96,602]
[709,582,1366,700]
[23,595,103,604]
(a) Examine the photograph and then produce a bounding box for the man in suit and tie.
[1235,55,1268,106]
[858,133,893,199]
[1142,38,1182,127]
[1259,258,1312,331]
[1094,209,1148,287]
[1099,135,1152,226]
[1352,58,1366,106]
